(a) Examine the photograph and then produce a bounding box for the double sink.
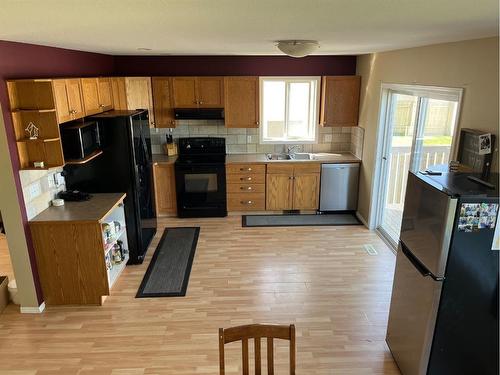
[266,152,341,161]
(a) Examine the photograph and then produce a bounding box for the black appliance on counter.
[60,120,101,160]
[175,137,227,218]
[63,110,157,264]
[386,170,499,375]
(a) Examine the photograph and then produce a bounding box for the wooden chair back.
[219,323,295,375]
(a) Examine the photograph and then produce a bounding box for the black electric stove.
[175,137,227,218]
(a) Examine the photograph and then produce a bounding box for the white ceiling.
[0,0,498,55]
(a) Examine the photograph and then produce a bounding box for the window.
[260,77,320,144]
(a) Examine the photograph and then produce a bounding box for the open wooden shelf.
[65,150,103,165]
[17,137,60,143]
[103,227,127,254]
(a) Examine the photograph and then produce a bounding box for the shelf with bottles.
[105,240,129,288]
[102,221,126,253]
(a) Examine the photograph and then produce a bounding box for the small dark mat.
[242,213,362,227]
[136,227,200,298]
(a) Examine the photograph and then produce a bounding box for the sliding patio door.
[376,85,462,246]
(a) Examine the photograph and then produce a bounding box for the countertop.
[152,154,178,164]
[225,152,361,164]
[152,153,360,165]
[30,193,126,224]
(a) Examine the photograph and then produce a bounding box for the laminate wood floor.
[0,216,400,375]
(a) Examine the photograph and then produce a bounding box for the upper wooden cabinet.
[97,78,113,111]
[224,77,259,128]
[152,77,176,128]
[52,78,85,123]
[111,77,128,110]
[172,77,224,108]
[125,77,155,127]
[320,76,361,127]
[81,77,114,116]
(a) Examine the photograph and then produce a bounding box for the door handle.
[400,241,444,281]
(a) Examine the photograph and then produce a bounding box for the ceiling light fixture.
[276,40,319,58]
[137,47,152,51]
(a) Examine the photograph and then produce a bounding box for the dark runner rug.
[242,213,362,227]
[136,227,200,298]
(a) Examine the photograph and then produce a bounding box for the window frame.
[259,76,321,144]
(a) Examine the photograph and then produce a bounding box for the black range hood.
[174,108,224,120]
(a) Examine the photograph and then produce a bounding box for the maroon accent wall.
[0,40,114,305]
[114,55,356,76]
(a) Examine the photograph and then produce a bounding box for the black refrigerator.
[64,110,157,264]
[386,170,499,375]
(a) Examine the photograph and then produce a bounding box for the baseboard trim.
[355,212,369,228]
[20,302,45,314]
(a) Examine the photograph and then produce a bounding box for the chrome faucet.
[286,145,301,155]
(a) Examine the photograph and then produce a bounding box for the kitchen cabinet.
[152,77,176,128]
[29,193,128,305]
[266,163,320,210]
[153,162,177,216]
[111,77,128,110]
[52,78,85,123]
[125,77,155,127]
[226,163,266,211]
[172,77,224,108]
[224,76,259,128]
[320,76,361,127]
[81,78,114,116]
[97,78,113,111]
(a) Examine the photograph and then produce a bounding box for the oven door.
[175,163,227,217]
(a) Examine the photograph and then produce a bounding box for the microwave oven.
[60,121,101,160]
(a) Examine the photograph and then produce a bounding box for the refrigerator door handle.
[400,241,445,282]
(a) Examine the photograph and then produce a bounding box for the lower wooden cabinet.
[153,162,177,216]
[266,163,320,210]
[226,163,266,211]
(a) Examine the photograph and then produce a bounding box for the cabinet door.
[224,77,259,128]
[266,173,293,210]
[125,77,155,127]
[320,76,361,127]
[52,79,71,123]
[111,77,127,110]
[293,173,320,210]
[65,79,85,120]
[81,78,101,116]
[97,77,113,111]
[198,77,224,107]
[172,77,198,108]
[153,163,177,216]
[152,77,176,128]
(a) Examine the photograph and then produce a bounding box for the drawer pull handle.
[241,200,254,205]
[240,186,253,190]
[241,177,252,181]
[240,167,252,171]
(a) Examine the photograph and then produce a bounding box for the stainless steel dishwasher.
[320,163,359,211]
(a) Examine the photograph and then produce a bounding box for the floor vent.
[364,244,378,255]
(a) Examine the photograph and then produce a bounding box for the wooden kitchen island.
[29,193,128,305]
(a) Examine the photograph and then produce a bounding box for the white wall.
[356,37,499,225]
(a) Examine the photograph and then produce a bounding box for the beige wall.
[0,104,40,309]
[356,37,499,226]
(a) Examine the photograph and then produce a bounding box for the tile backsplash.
[19,168,66,220]
[150,120,364,156]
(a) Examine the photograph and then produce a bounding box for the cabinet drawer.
[226,164,266,175]
[266,163,295,174]
[226,174,266,184]
[228,193,265,211]
[293,163,320,174]
[227,183,265,194]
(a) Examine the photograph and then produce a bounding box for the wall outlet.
[53,172,64,187]
[324,134,333,142]
[29,182,42,201]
